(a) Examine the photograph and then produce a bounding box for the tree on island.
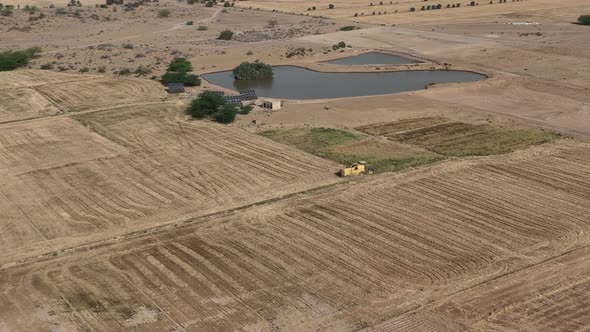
[232,61,273,80]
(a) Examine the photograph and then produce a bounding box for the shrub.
[266,19,278,28]
[1,6,14,16]
[218,29,234,40]
[578,15,590,25]
[79,67,89,73]
[158,9,171,17]
[122,43,134,49]
[186,20,193,25]
[134,65,152,76]
[186,91,226,118]
[213,104,238,123]
[167,57,193,72]
[97,66,106,73]
[232,61,273,80]
[205,1,214,7]
[40,63,54,70]
[118,68,132,76]
[410,7,416,11]
[197,25,208,30]
[470,1,475,5]
[340,25,357,31]
[328,4,334,9]
[223,1,230,7]
[239,104,253,114]
[337,41,346,48]
[0,47,41,71]
[55,7,67,14]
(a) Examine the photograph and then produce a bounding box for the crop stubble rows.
[1,141,589,331]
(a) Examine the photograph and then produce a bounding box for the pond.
[323,52,421,65]
[202,66,486,100]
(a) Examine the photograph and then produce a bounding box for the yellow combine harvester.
[338,161,374,177]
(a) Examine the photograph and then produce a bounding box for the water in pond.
[324,52,420,65]
[202,66,486,100]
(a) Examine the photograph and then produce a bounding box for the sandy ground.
[1,0,590,330]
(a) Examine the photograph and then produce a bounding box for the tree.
[578,15,590,25]
[328,3,334,9]
[218,29,234,40]
[337,41,346,48]
[186,91,225,118]
[410,7,416,11]
[167,57,193,73]
[233,61,273,80]
[161,72,201,86]
[213,104,238,123]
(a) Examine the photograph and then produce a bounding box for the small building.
[262,99,282,111]
[166,83,184,94]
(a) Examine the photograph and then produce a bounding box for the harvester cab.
[338,161,374,177]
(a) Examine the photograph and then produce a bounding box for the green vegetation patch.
[578,15,590,25]
[0,47,41,71]
[258,127,443,173]
[358,118,560,157]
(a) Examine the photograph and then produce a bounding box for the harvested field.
[0,88,61,123]
[0,140,589,331]
[358,117,559,156]
[0,104,341,264]
[35,78,167,112]
[0,70,95,90]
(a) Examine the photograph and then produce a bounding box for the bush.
[55,7,67,14]
[158,9,171,17]
[205,1,214,7]
[578,15,590,25]
[410,7,416,11]
[40,63,54,70]
[339,26,357,31]
[161,72,201,86]
[197,25,208,30]
[0,47,41,71]
[122,43,134,49]
[186,91,226,118]
[267,19,278,28]
[239,104,253,114]
[223,1,230,7]
[328,4,334,9]
[134,65,152,76]
[337,41,346,48]
[232,61,273,80]
[213,104,238,123]
[167,57,193,72]
[186,20,193,25]
[1,6,13,16]
[218,29,234,40]
[118,68,132,76]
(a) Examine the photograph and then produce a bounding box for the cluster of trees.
[232,61,273,80]
[186,91,251,124]
[0,47,41,71]
[161,58,201,86]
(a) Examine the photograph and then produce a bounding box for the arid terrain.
[0,0,589,330]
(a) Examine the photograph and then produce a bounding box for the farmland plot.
[35,77,167,111]
[0,88,61,123]
[0,104,341,264]
[1,140,588,331]
[0,70,96,90]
